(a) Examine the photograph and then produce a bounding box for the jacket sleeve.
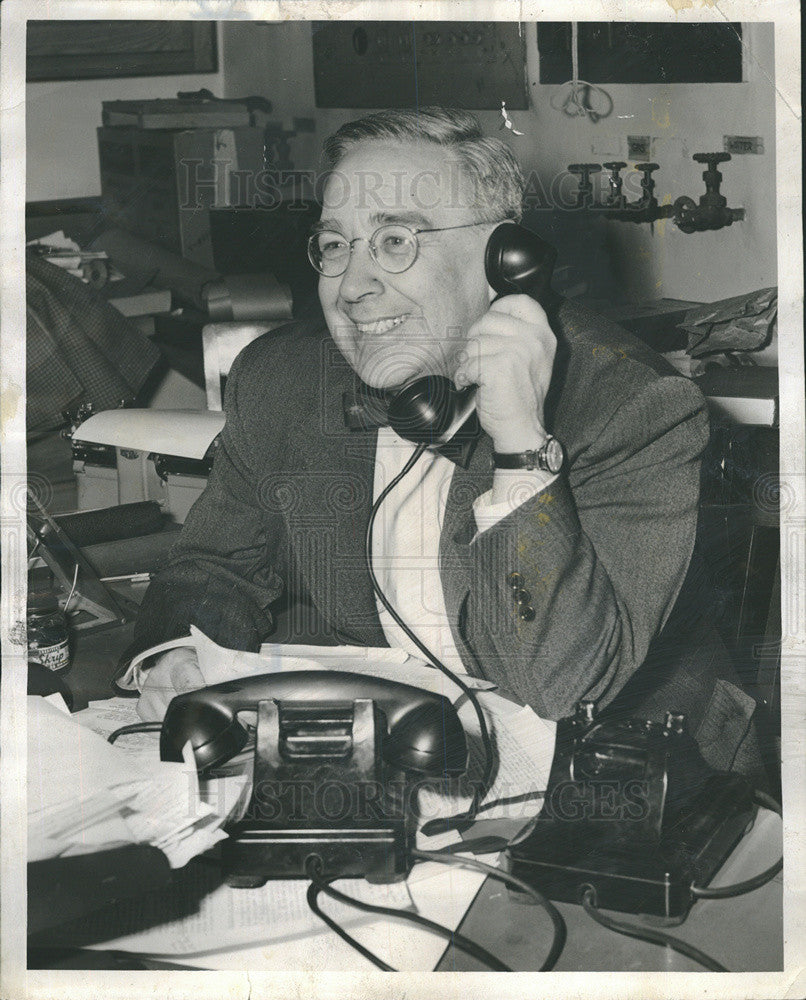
[127,346,286,663]
[457,375,710,719]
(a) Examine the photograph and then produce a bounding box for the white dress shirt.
[372,426,557,670]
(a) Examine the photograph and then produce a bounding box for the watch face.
[543,437,564,473]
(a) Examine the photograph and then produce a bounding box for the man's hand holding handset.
[458,293,561,508]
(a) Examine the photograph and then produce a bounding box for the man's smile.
[353,314,412,335]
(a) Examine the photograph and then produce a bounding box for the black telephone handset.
[387,223,557,446]
[160,670,467,776]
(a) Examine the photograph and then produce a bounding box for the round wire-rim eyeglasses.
[307,220,497,277]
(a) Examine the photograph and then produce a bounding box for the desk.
[38,590,783,973]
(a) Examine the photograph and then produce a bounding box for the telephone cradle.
[159,671,468,887]
[505,701,757,920]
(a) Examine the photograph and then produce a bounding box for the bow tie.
[342,381,481,469]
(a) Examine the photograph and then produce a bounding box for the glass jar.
[27,589,70,674]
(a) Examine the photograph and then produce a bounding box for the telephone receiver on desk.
[387,223,557,447]
[160,670,467,777]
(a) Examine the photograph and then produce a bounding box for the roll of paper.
[203,272,293,322]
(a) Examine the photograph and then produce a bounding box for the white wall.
[221,20,777,303]
[26,24,225,202]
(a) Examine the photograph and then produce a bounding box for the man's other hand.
[454,294,557,453]
[136,647,205,722]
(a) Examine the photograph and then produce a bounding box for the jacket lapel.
[439,430,494,635]
[280,342,496,652]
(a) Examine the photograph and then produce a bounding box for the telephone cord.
[305,860,512,971]
[107,722,163,743]
[580,887,728,972]
[578,789,783,972]
[411,848,567,970]
[364,442,495,832]
[690,789,782,898]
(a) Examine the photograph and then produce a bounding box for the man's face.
[317,140,494,389]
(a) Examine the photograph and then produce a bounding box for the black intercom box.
[506,704,757,919]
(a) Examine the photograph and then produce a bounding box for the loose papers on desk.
[69,696,493,969]
[120,623,500,697]
[28,696,227,868]
[43,850,491,972]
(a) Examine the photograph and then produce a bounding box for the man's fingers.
[488,292,548,325]
[457,330,554,385]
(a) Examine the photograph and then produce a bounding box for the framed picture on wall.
[26,20,217,81]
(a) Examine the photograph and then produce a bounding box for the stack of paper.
[120,625,500,696]
[28,696,228,868]
[75,696,253,826]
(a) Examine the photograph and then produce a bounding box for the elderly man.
[125,107,759,776]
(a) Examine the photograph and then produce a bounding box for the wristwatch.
[492,435,565,473]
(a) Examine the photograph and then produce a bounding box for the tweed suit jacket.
[129,297,762,747]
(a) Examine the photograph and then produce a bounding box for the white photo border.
[2,2,803,998]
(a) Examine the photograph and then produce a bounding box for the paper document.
[417,694,556,831]
[55,631,557,969]
[75,697,148,750]
[28,697,227,868]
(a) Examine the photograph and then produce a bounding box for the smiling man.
[124,108,762,780]
[314,124,554,462]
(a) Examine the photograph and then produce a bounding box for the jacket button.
[514,589,532,605]
[519,605,536,622]
[508,572,524,590]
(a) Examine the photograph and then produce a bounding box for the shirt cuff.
[472,470,560,536]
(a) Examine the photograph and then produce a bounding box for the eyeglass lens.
[308,225,419,276]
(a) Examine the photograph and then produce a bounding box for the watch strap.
[492,436,564,472]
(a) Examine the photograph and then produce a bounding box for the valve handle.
[634,162,660,174]
[568,163,602,175]
[672,195,698,234]
[602,161,627,172]
[693,152,731,165]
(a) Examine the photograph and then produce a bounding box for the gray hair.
[321,107,525,223]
